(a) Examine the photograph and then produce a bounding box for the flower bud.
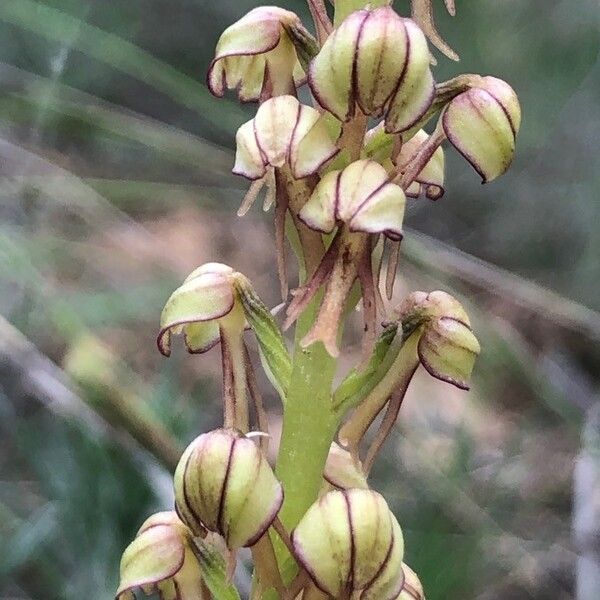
[396,290,480,390]
[442,76,521,182]
[292,489,405,599]
[309,6,434,133]
[116,512,206,600]
[398,130,445,200]
[233,95,338,182]
[323,442,369,490]
[174,428,283,550]
[157,263,241,356]
[397,563,426,600]
[299,159,406,240]
[207,7,305,102]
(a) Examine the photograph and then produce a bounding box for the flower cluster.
[116,1,520,598]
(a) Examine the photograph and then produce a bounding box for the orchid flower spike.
[116,512,207,600]
[292,489,405,599]
[207,7,307,102]
[309,5,435,133]
[286,159,406,357]
[442,76,521,183]
[174,428,283,551]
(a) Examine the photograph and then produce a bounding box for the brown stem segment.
[251,534,285,596]
[307,0,333,45]
[385,238,402,300]
[393,121,446,190]
[219,306,249,432]
[301,232,365,357]
[279,169,324,277]
[275,175,290,300]
[244,345,269,452]
[357,238,378,363]
[284,230,342,330]
[364,383,412,474]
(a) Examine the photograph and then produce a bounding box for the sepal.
[299,159,406,240]
[292,489,405,599]
[309,6,435,133]
[174,428,283,550]
[442,76,521,182]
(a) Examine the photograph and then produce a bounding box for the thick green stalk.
[334,0,389,25]
[275,294,337,531]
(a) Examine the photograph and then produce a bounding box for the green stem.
[274,292,338,556]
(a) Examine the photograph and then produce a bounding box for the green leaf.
[192,538,242,600]
[235,282,291,400]
[332,324,399,412]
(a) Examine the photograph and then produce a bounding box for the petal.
[290,107,339,178]
[292,490,353,596]
[356,8,410,116]
[158,271,235,356]
[399,130,445,200]
[323,442,369,490]
[336,160,389,222]
[418,316,481,389]
[174,430,236,535]
[385,19,435,133]
[184,321,221,354]
[348,490,398,592]
[360,517,405,600]
[233,120,267,180]
[308,10,368,120]
[348,179,406,239]
[171,548,207,600]
[298,169,340,233]
[397,563,426,600]
[253,95,302,168]
[116,525,185,597]
[481,76,521,134]
[442,86,516,182]
[223,436,284,548]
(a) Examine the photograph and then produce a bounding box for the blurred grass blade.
[0,0,246,131]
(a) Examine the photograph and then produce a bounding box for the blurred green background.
[0,1,598,598]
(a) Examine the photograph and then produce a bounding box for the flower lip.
[116,523,186,597]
